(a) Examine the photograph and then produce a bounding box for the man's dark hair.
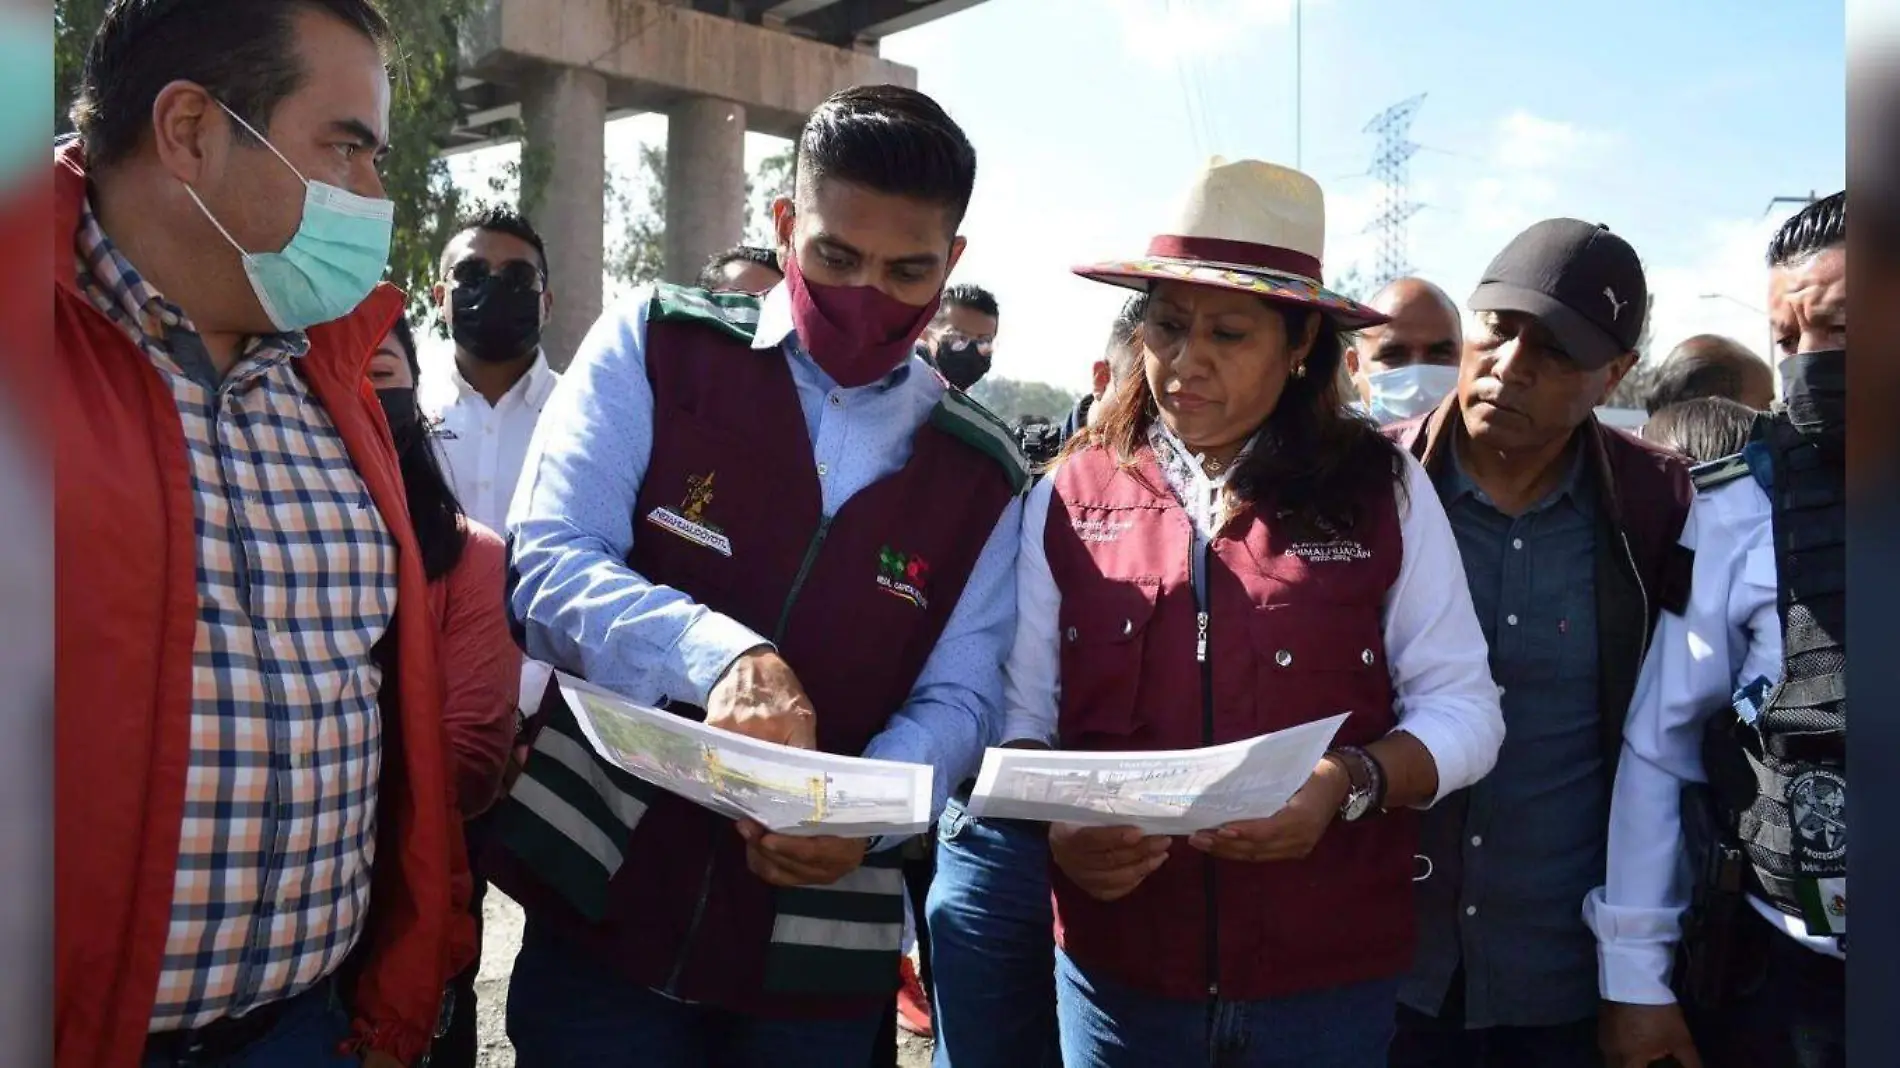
[1104,292,1148,383]
[1645,335,1769,414]
[73,0,392,170]
[696,245,781,289]
[443,206,550,279]
[940,283,999,320]
[1767,191,1846,268]
[1641,396,1760,464]
[794,84,978,231]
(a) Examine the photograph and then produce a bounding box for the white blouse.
[998,440,1506,807]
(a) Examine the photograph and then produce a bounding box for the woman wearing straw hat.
[998,159,1506,1066]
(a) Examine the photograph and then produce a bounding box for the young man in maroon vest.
[492,84,1027,1068]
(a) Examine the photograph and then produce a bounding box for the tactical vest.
[1693,410,1846,938]
[487,283,1027,1015]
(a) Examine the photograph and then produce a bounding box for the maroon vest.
[1044,442,1417,1001]
[500,319,1017,1018]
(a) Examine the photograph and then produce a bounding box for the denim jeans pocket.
[938,799,972,844]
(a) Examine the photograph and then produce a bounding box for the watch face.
[1341,788,1374,822]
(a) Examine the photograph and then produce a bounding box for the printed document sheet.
[966,714,1351,834]
[558,674,933,837]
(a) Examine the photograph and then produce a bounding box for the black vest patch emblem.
[1787,768,1847,871]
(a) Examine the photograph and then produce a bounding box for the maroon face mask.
[783,252,942,388]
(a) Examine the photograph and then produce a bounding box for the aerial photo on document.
[559,674,933,838]
[967,713,1349,834]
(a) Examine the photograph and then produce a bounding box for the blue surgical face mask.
[183,100,394,332]
[1363,364,1461,424]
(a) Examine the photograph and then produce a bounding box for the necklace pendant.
[1205,458,1224,474]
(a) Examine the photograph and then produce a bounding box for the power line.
[1362,94,1426,289]
[1165,0,1211,157]
[1180,0,1222,153]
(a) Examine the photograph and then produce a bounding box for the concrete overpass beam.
[521,65,607,370]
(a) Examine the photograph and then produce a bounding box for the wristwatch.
[1324,745,1386,822]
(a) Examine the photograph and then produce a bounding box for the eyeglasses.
[936,329,995,355]
[451,258,545,295]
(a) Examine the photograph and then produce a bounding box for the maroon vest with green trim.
[487,286,1023,1019]
[1043,441,1417,1001]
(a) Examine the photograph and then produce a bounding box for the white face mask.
[1363,364,1460,424]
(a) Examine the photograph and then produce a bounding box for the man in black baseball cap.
[1384,219,1694,1068]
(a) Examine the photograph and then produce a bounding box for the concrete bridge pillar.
[664,96,749,286]
[522,66,606,370]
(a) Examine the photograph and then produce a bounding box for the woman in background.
[370,314,521,1067]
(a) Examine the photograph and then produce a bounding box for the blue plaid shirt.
[74,199,396,1032]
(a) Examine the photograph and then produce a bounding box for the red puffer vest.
[1044,441,1416,1001]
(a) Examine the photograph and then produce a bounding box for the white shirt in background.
[1583,474,1841,1008]
[423,350,559,537]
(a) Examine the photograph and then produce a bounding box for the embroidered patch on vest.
[928,389,1030,493]
[1787,768,1847,871]
[1284,539,1373,563]
[648,282,763,345]
[1074,517,1133,543]
[646,471,733,557]
[876,545,931,610]
[1794,877,1847,937]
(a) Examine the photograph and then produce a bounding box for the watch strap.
[1326,745,1386,820]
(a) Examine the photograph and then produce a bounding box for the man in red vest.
[54,3,474,1066]
[492,84,1026,1068]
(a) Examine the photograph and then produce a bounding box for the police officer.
[1586,191,1847,1068]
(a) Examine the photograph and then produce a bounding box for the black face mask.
[451,279,544,364]
[1779,349,1845,461]
[377,386,419,441]
[933,336,992,392]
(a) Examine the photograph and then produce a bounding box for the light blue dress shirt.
[508,283,1023,838]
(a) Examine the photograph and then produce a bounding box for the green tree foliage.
[54,0,484,317]
[602,142,796,289]
[605,143,668,288]
[970,376,1081,429]
[745,145,796,245]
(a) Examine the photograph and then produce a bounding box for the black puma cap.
[1468,219,1647,370]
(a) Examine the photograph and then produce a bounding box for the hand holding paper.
[558,673,931,838]
[1186,757,1353,861]
[1049,823,1172,902]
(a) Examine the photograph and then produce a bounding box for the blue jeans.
[925,798,1061,1068]
[140,981,356,1068]
[505,912,884,1068]
[1056,949,1401,1068]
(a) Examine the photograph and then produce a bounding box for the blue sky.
[446,0,1845,392]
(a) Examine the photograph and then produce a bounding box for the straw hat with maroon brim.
[1073,157,1389,331]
